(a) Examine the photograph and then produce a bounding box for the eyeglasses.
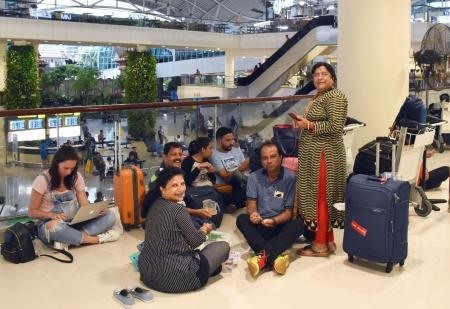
[313,72,331,78]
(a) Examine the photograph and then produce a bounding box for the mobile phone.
[288,112,300,120]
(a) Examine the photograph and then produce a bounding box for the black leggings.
[423,166,450,190]
[196,241,230,287]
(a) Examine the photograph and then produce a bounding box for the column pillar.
[0,40,7,166]
[224,49,235,88]
[0,40,6,92]
[338,0,411,149]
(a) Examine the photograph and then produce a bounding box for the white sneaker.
[53,241,69,251]
[98,230,120,244]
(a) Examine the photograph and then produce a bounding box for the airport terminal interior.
[0,0,450,308]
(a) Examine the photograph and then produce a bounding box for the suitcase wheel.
[385,262,393,273]
[399,260,405,267]
[414,198,432,217]
[348,254,354,263]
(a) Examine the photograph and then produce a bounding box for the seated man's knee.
[236,213,250,228]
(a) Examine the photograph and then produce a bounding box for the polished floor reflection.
[0,145,448,309]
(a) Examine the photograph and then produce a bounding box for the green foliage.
[124,51,158,139]
[40,66,67,94]
[40,65,98,105]
[124,51,157,103]
[73,67,99,97]
[5,46,41,109]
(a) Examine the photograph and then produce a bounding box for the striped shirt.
[138,197,207,293]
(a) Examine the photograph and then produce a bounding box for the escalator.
[239,81,316,136]
[233,15,337,98]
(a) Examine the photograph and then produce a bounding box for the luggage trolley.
[343,118,366,175]
[392,117,448,217]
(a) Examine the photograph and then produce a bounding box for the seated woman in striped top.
[138,167,230,293]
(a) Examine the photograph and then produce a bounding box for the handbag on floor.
[1,222,73,264]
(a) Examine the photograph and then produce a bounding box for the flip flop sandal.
[113,289,135,308]
[130,286,154,303]
[297,244,330,257]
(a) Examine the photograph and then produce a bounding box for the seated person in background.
[129,146,139,160]
[139,167,229,293]
[92,152,106,180]
[210,127,249,213]
[94,191,104,203]
[124,152,139,166]
[419,148,450,212]
[28,146,119,249]
[181,137,223,228]
[236,142,304,278]
[105,156,114,176]
[148,142,183,191]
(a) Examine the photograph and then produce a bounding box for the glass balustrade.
[0,94,311,224]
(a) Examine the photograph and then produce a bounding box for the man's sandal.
[297,244,330,257]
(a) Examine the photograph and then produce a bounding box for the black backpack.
[1,221,73,264]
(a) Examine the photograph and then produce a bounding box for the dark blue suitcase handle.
[367,175,382,182]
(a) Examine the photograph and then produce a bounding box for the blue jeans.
[37,210,115,246]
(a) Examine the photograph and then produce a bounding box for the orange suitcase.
[114,165,145,229]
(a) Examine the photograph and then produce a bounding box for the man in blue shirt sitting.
[236,141,304,278]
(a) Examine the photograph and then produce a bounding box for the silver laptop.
[68,201,109,225]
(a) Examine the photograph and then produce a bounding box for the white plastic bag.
[110,206,124,235]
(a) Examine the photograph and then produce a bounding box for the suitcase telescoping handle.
[374,137,397,178]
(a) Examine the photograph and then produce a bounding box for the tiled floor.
[0,146,449,309]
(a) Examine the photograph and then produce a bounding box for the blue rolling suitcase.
[343,139,410,273]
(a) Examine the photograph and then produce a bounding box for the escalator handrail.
[237,15,337,86]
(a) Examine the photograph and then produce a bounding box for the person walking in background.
[183,113,191,136]
[39,137,52,168]
[98,130,105,148]
[229,115,238,137]
[157,126,165,145]
[216,117,222,128]
[168,78,178,101]
[194,69,202,85]
[290,62,348,257]
[206,117,215,140]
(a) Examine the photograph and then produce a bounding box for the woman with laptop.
[138,167,230,293]
[28,145,120,250]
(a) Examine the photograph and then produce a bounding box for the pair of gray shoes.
[113,287,153,308]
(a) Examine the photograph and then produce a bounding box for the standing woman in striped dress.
[290,62,348,257]
[138,167,230,293]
